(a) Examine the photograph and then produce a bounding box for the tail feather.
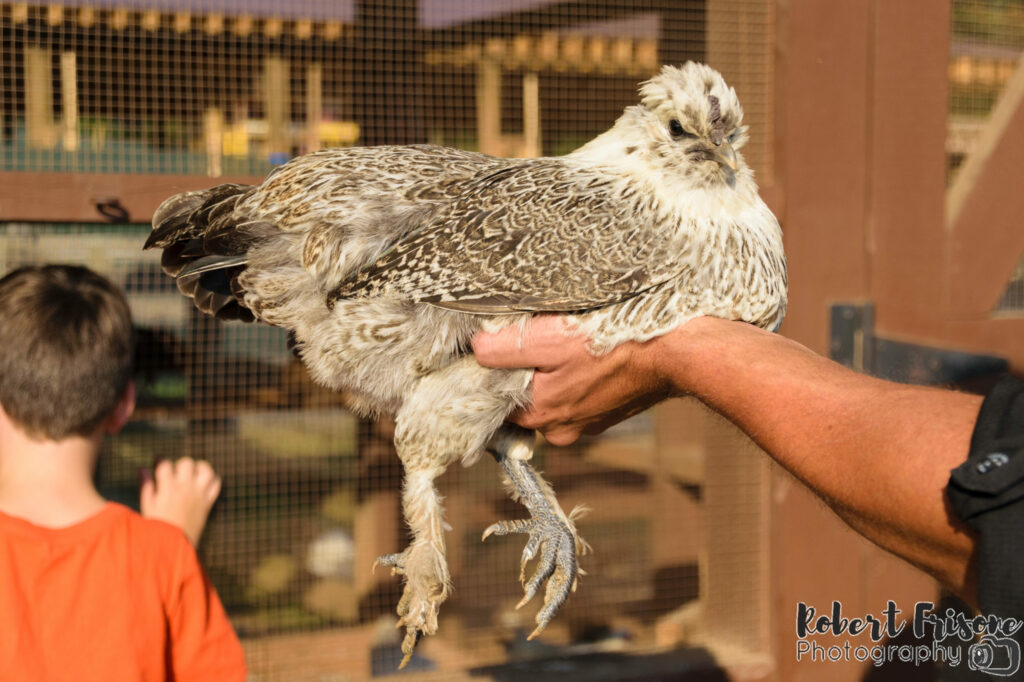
[145,183,263,323]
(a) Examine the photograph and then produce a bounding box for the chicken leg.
[484,425,590,639]
[374,461,450,669]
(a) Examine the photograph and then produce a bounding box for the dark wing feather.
[328,161,684,313]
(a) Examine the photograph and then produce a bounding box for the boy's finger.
[139,471,156,513]
[153,458,173,482]
[206,475,223,502]
[174,456,196,479]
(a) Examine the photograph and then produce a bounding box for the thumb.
[139,468,155,515]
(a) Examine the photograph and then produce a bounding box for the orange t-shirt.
[0,502,246,682]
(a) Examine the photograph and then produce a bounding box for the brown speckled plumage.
[145,62,787,665]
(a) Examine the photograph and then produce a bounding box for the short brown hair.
[0,265,136,440]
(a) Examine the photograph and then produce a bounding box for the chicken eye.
[668,119,694,139]
[728,129,741,143]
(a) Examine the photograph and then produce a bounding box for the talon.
[527,623,547,641]
[398,623,422,669]
[482,524,498,541]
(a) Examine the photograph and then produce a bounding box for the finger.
[174,456,196,480]
[472,325,542,369]
[544,428,581,448]
[154,458,174,484]
[207,476,223,503]
[473,316,576,369]
[508,407,548,431]
[194,459,216,485]
[139,470,156,514]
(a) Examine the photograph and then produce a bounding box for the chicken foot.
[483,425,590,639]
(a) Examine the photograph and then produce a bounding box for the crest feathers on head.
[709,95,725,145]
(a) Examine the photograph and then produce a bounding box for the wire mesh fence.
[0,1,778,679]
[948,0,1024,313]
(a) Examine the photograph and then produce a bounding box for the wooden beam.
[264,57,290,158]
[866,2,950,334]
[59,51,79,152]
[203,108,224,177]
[305,63,323,153]
[427,34,658,76]
[0,171,264,223]
[521,72,540,158]
[475,59,502,155]
[946,52,1024,319]
[24,46,56,150]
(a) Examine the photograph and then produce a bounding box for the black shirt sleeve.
[947,375,1024,620]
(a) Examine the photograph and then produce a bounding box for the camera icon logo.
[968,635,1021,676]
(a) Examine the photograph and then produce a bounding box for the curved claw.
[519,534,542,582]
[518,540,557,609]
[373,550,408,576]
[481,515,581,638]
[397,625,422,669]
[482,518,534,541]
[375,545,447,668]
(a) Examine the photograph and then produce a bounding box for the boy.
[0,264,246,681]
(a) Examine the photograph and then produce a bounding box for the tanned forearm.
[658,317,982,601]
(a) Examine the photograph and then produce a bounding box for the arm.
[473,315,982,602]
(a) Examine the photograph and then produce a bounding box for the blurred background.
[0,1,1021,680]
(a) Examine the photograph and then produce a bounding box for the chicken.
[144,62,787,666]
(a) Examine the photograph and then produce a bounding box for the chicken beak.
[715,142,738,171]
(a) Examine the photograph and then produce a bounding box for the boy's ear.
[105,380,136,435]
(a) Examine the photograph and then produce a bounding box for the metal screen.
[948,1,1024,314]
[948,0,1024,182]
[0,2,776,679]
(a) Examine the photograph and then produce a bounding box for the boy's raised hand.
[141,457,222,547]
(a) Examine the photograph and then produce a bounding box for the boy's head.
[0,264,136,440]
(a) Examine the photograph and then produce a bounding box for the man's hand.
[472,315,672,446]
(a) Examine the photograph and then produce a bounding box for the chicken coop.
[1,1,1023,680]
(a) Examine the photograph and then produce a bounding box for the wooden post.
[476,59,502,155]
[203,108,224,177]
[305,63,323,153]
[521,72,541,158]
[25,46,56,149]
[264,57,290,159]
[60,52,79,152]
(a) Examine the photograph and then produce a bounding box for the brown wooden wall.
[760,1,1022,680]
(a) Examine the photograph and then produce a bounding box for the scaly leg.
[375,462,450,669]
[376,356,536,666]
[483,425,590,639]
